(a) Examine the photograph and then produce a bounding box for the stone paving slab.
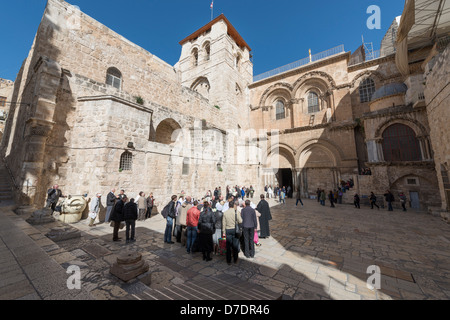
[1,198,450,300]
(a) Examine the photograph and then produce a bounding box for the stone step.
[132,273,280,301]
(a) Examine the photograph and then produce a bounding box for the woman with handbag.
[197,201,216,261]
[222,200,243,265]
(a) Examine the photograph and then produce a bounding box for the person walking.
[145,193,154,219]
[241,200,258,258]
[280,189,286,205]
[329,191,335,208]
[123,198,138,243]
[384,190,395,211]
[110,196,127,241]
[320,189,326,206]
[222,200,243,265]
[137,192,146,221]
[197,201,216,261]
[105,189,117,223]
[164,195,178,244]
[370,192,380,210]
[399,192,407,212]
[295,188,304,207]
[354,193,361,209]
[256,194,272,239]
[186,200,200,254]
[338,188,343,204]
[88,193,102,227]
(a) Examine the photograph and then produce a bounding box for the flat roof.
[179,14,252,51]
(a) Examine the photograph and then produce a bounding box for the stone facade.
[0,0,446,214]
[424,44,450,215]
[0,78,14,140]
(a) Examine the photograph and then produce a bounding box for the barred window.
[359,78,376,103]
[308,92,320,113]
[106,67,122,89]
[119,151,133,171]
[275,100,286,120]
[0,96,6,107]
[382,124,422,162]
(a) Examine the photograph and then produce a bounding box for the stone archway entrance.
[298,144,340,198]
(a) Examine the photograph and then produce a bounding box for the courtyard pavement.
[1,197,450,300]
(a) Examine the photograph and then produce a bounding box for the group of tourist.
[161,191,272,265]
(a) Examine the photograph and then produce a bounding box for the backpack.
[161,202,171,219]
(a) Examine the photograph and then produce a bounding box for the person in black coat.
[111,196,127,241]
[105,189,117,223]
[256,194,272,239]
[197,202,216,261]
[123,198,138,243]
[354,194,361,209]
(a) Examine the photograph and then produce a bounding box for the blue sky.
[0,0,405,81]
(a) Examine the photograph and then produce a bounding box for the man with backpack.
[162,195,178,244]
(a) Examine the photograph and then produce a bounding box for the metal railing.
[253,45,345,82]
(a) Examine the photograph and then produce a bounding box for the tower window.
[192,48,199,67]
[204,42,211,61]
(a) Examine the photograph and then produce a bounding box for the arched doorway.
[153,118,182,145]
[298,144,339,198]
[264,147,296,197]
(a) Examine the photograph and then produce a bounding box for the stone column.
[20,57,61,205]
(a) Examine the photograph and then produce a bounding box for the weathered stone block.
[110,252,149,282]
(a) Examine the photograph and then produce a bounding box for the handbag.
[234,210,242,239]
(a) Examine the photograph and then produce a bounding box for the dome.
[370,83,407,101]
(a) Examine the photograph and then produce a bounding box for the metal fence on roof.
[253,44,345,82]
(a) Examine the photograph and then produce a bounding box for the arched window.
[192,48,199,67]
[119,151,133,171]
[359,78,376,103]
[308,92,320,113]
[106,67,122,89]
[204,42,211,61]
[275,100,286,120]
[382,124,422,161]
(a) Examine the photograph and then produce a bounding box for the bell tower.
[177,14,253,129]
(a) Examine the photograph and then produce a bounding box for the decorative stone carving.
[110,252,150,282]
[26,208,56,225]
[52,195,88,224]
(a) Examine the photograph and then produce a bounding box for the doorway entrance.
[276,169,293,198]
[409,191,420,210]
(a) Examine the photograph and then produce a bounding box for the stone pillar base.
[110,252,149,282]
[26,208,56,225]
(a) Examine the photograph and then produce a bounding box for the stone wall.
[425,44,450,215]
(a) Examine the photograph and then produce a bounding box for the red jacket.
[186,206,200,227]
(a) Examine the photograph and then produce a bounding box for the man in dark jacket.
[111,196,127,241]
[164,195,178,244]
[384,190,395,211]
[46,185,64,213]
[241,200,258,258]
[123,198,138,243]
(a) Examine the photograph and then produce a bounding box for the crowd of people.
[160,191,273,265]
[79,185,273,265]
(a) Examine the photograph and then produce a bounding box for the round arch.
[154,118,182,145]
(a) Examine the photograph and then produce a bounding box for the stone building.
[1,0,449,215]
[0,78,14,141]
